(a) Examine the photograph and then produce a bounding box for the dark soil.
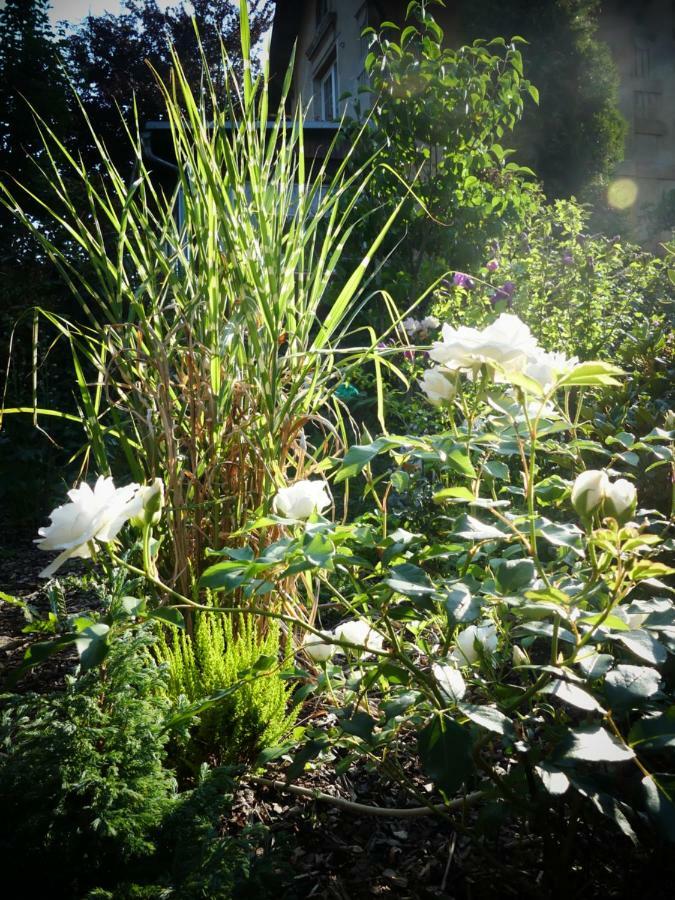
[1,536,674,900]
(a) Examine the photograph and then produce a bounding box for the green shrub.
[433,198,674,363]
[157,612,297,765]
[0,628,176,896]
[86,767,296,900]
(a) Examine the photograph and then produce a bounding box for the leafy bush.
[433,198,674,361]
[0,628,176,896]
[183,314,675,877]
[157,612,297,766]
[344,0,540,304]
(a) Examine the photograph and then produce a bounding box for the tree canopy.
[457,0,626,200]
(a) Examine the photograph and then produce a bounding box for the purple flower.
[490,289,513,310]
[501,280,516,296]
[404,348,415,363]
[486,259,499,272]
[562,253,574,267]
[452,272,474,289]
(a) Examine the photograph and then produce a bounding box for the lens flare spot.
[607,178,638,210]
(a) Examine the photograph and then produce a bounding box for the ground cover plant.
[1,2,674,898]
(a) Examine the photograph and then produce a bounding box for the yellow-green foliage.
[157,612,297,765]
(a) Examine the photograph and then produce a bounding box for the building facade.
[268,0,455,120]
[599,0,675,234]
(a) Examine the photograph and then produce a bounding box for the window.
[633,45,650,78]
[320,60,338,120]
[316,0,331,28]
[634,90,665,135]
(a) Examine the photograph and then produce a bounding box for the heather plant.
[156,611,298,766]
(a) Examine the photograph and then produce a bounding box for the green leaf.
[335,438,395,483]
[121,596,146,617]
[340,710,377,742]
[453,515,506,541]
[571,776,638,843]
[641,776,675,842]
[632,560,675,582]
[540,679,605,713]
[286,737,329,782]
[382,691,421,721]
[484,460,510,481]
[576,651,613,679]
[433,486,474,503]
[418,715,474,795]
[385,563,435,596]
[443,582,481,624]
[251,653,277,673]
[604,665,661,711]
[558,361,624,387]
[459,703,514,737]
[303,532,335,568]
[444,449,476,478]
[559,725,634,763]
[535,763,569,795]
[199,561,248,591]
[614,630,667,665]
[149,607,186,630]
[629,710,675,750]
[536,518,584,556]
[493,558,535,593]
[75,623,110,672]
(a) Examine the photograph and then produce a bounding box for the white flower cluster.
[36,476,164,578]
[420,313,577,407]
[303,619,385,663]
[402,315,440,337]
[571,469,637,525]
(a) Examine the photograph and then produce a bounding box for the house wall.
[600,0,675,236]
[292,0,383,121]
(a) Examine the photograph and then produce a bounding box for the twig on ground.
[249,775,484,818]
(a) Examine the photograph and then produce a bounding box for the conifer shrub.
[0,628,176,896]
[157,612,297,765]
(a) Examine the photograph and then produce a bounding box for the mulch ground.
[2,534,674,900]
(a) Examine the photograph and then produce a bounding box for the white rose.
[304,630,336,662]
[430,314,538,377]
[419,368,456,406]
[523,349,577,393]
[603,478,637,525]
[451,622,498,666]
[36,475,141,578]
[334,620,384,655]
[432,662,466,702]
[512,645,529,666]
[402,317,420,336]
[420,315,440,331]
[273,479,331,519]
[571,469,609,521]
[130,478,165,527]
